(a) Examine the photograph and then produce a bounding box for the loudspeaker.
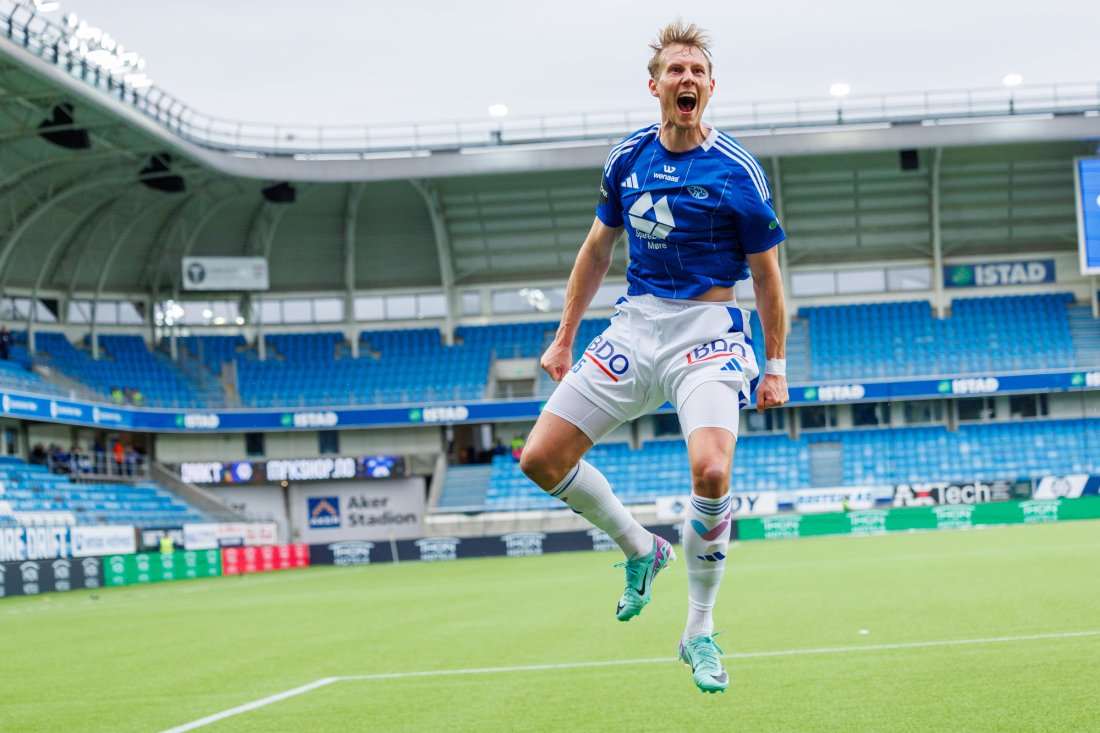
[38,103,91,150]
[261,182,296,204]
[139,153,186,193]
[899,149,919,171]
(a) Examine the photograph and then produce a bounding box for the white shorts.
[545,294,759,439]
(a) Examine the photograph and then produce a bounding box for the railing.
[45,452,149,478]
[2,2,1098,158]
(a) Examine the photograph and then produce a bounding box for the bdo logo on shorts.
[684,338,748,366]
[577,335,631,382]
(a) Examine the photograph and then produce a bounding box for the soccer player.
[519,20,789,694]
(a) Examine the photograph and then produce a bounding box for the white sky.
[50,0,1098,128]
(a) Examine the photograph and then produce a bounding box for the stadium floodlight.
[519,287,551,312]
[830,83,850,123]
[124,73,153,89]
[1003,74,1023,114]
[85,49,123,70]
[488,104,509,118]
[34,0,60,11]
[64,11,77,27]
[202,308,213,319]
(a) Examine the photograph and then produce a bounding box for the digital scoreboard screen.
[1076,157,1100,275]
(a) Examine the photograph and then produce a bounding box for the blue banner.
[2,368,1099,432]
[943,259,1056,288]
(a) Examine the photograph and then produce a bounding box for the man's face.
[649,44,714,129]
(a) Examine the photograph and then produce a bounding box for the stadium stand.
[0,331,67,397]
[440,418,1100,512]
[801,293,1080,381]
[0,456,212,528]
[179,334,247,377]
[231,330,488,407]
[27,332,204,408]
[6,299,1096,410]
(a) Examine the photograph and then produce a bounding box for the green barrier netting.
[737,496,1100,541]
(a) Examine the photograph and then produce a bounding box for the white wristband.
[764,358,787,376]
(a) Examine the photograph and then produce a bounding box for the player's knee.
[691,462,730,496]
[519,444,561,489]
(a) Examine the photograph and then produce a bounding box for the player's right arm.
[541,218,622,382]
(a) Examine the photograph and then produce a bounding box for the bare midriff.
[689,285,736,302]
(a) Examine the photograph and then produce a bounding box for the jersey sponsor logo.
[687,185,709,199]
[628,192,676,241]
[653,171,680,182]
[664,165,676,173]
[685,338,748,366]
[621,172,639,189]
[580,335,631,383]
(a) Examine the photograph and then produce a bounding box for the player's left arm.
[747,247,789,413]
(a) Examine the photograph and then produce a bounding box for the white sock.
[682,492,732,639]
[549,460,652,558]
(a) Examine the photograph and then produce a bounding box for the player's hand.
[756,373,789,413]
[540,340,574,382]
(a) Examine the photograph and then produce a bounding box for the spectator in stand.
[510,434,525,462]
[30,443,47,465]
[112,439,125,475]
[110,387,125,404]
[131,388,144,407]
[131,444,146,475]
[125,444,138,476]
[69,444,86,474]
[48,443,68,473]
[92,436,106,474]
[0,326,10,360]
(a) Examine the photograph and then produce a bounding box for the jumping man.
[519,19,789,694]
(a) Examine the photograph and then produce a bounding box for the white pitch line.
[158,630,1100,732]
[157,678,341,733]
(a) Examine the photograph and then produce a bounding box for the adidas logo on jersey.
[621,172,639,189]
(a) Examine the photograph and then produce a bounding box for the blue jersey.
[596,124,786,299]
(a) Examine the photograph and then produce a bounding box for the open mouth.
[677,94,697,114]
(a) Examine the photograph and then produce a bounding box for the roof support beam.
[344,182,362,357]
[251,193,293,361]
[0,169,132,294]
[930,147,945,318]
[411,179,456,344]
[23,190,129,353]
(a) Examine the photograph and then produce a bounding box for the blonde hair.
[647,19,713,79]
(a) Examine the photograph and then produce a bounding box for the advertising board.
[290,478,426,543]
[308,523,688,566]
[0,556,102,596]
[738,496,1100,541]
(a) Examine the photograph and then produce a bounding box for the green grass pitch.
[3,520,1099,732]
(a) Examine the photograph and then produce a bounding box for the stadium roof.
[0,6,1097,310]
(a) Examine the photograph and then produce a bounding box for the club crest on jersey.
[578,335,631,383]
[687,185,709,200]
[685,338,748,366]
